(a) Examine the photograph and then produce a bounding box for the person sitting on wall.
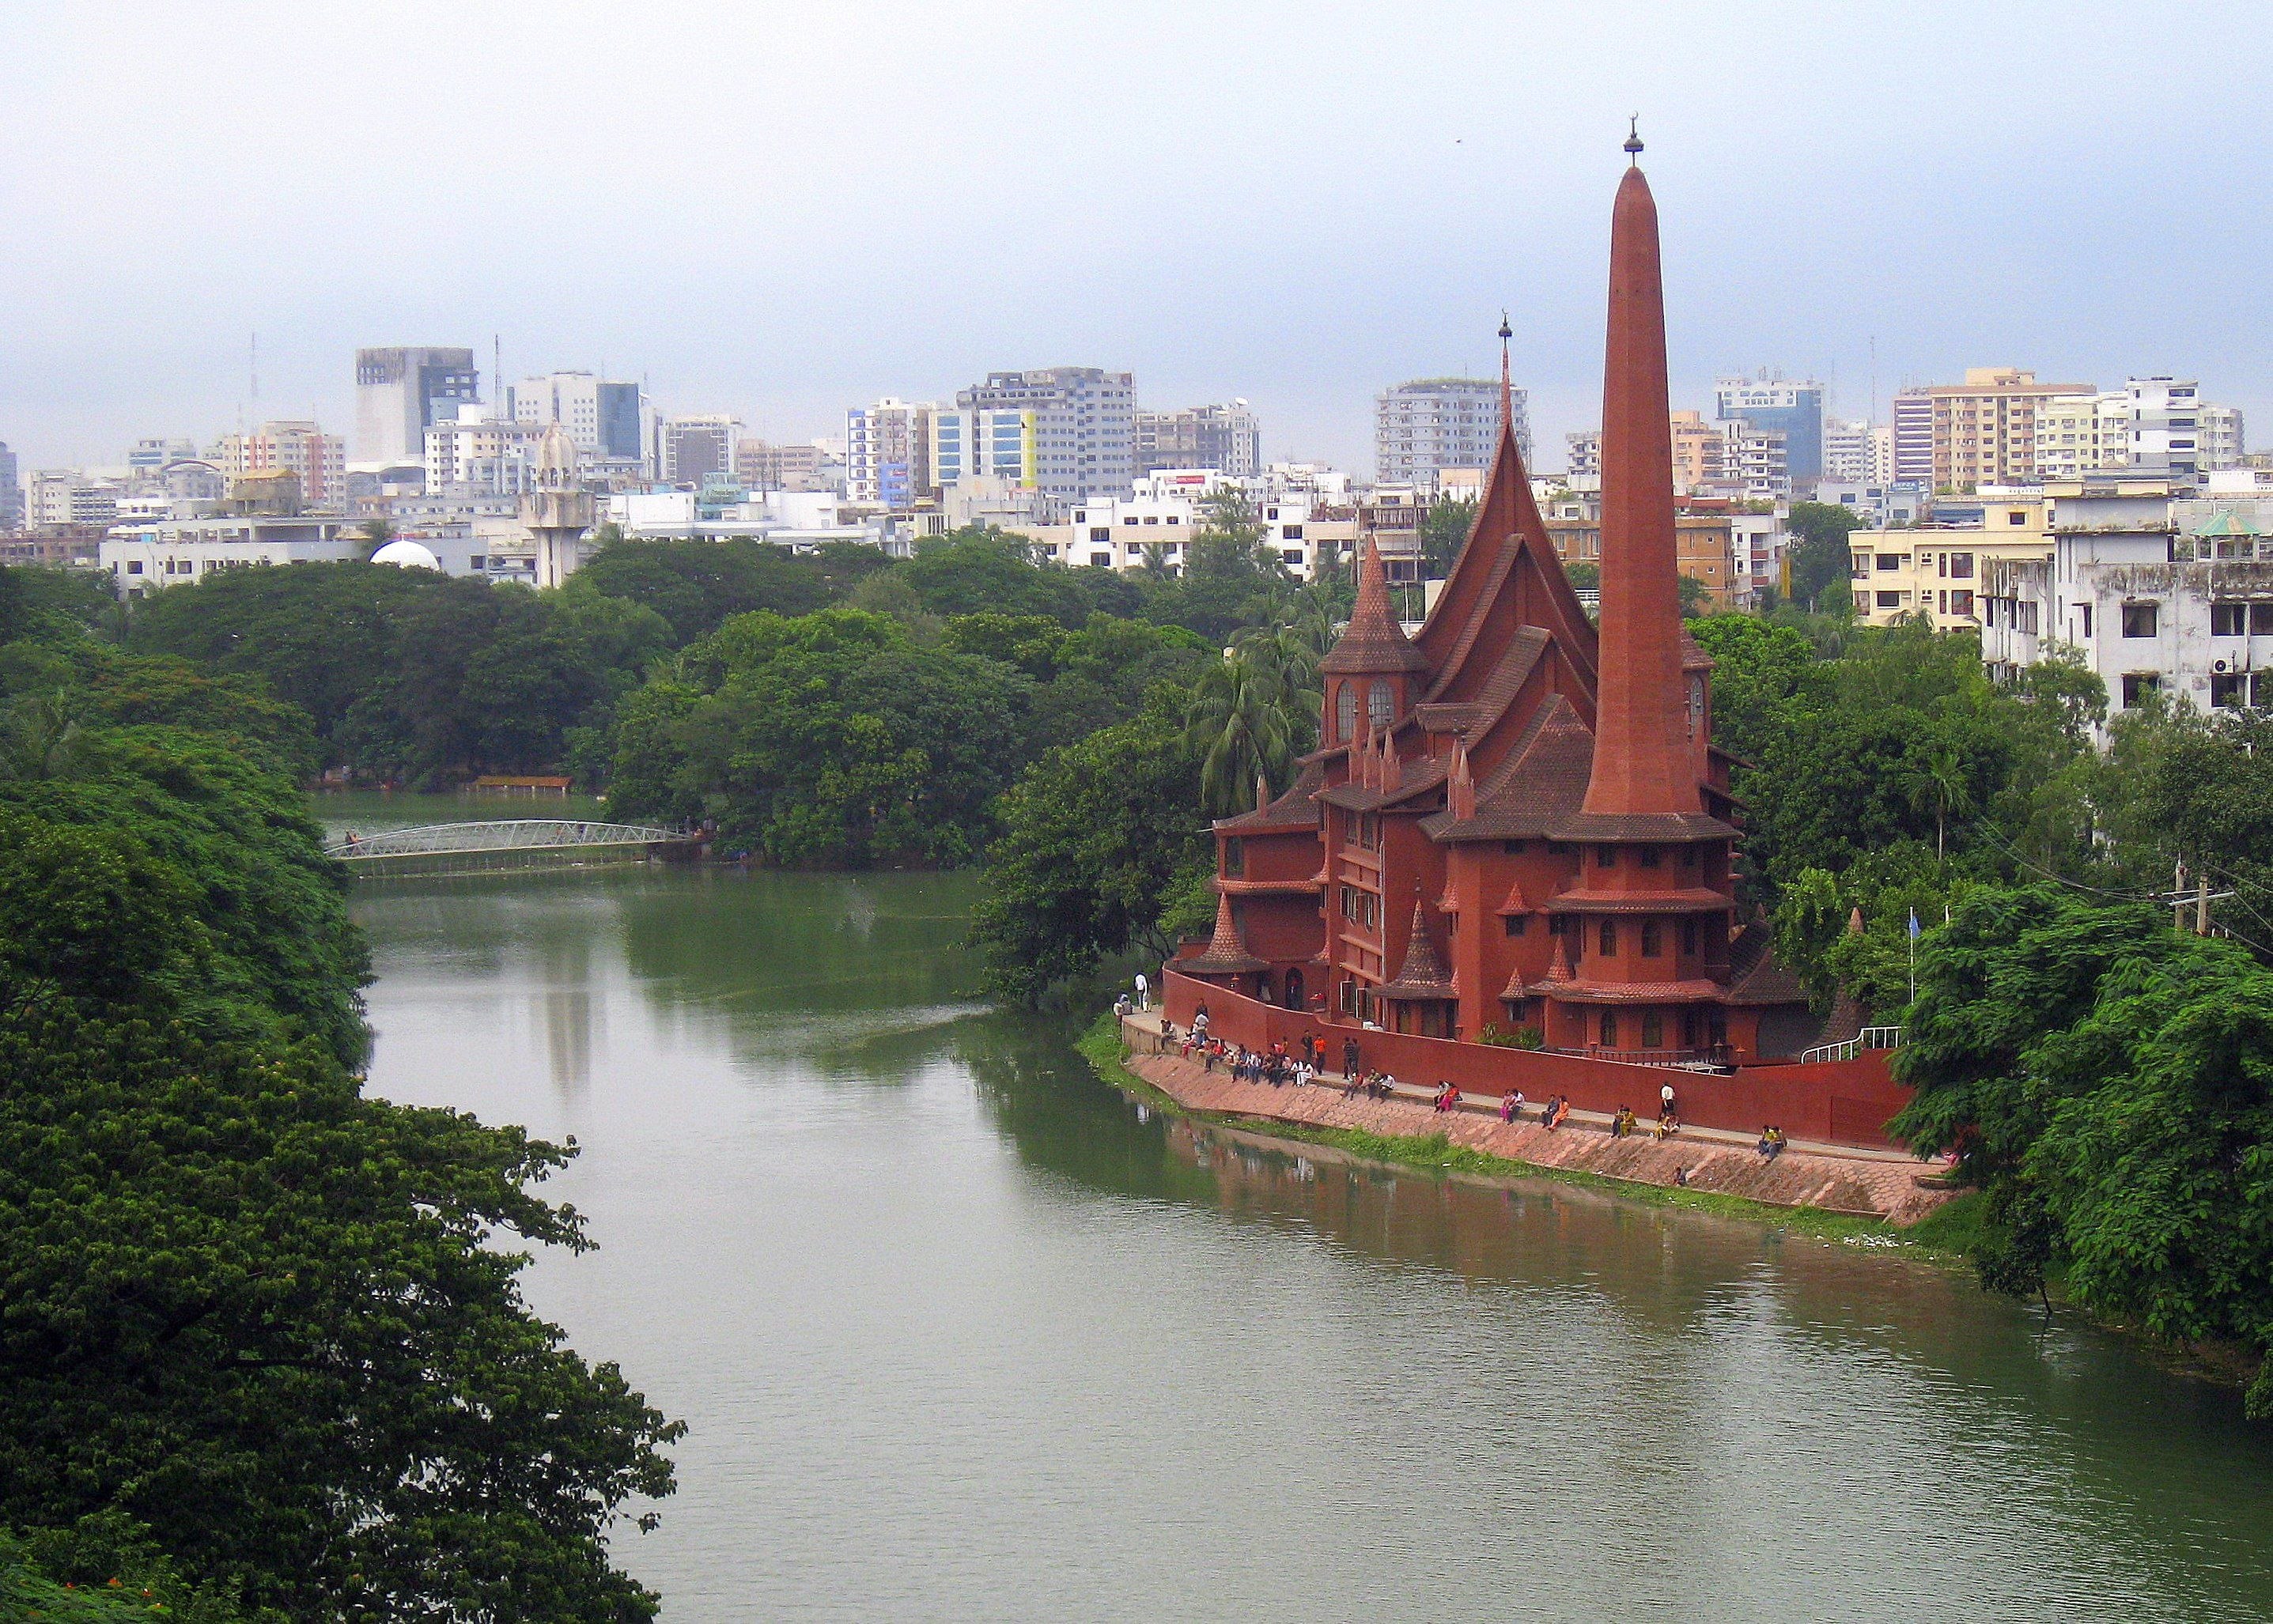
[1433,1082,1458,1113]
[1757,1125,1784,1160]
[1499,1090,1524,1124]
[1375,1071,1397,1101]
[1543,1096,1570,1131]
[1610,1106,1632,1138]
[1653,1105,1680,1140]
[1115,994,1133,1020]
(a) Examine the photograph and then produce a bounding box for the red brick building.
[1179,149,1811,1066]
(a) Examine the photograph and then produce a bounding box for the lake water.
[352,863,2273,1622]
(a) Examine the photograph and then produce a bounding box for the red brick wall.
[1162,971,1911,1150]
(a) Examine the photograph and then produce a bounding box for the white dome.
[370,539,441,571]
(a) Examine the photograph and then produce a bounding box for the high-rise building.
[1892,390,1935,485]
[1135,403,1261,478]
[1908,368,2097,493]
[355,347,482,463]
[424,406,548,494]
[1715,375,1824,482]
[929,409,1037,492]
[1821,418,1889,484]
[2033,392,2130,479]
[844,399,936,509]
[1670,411,1726,491]
[0,443,20,529]
[1719,423,1790,499]
[735,439,830,492]
[511,372,647,467]
[1375,378,1530,487]
[658,416,741,485]
[957,367,1135,504]
[213,421,347,507]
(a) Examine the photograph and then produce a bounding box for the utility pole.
[2199,874,2213,936]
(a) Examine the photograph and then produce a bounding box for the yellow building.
[1850,494,2052,629]
[1669,410,1725,493]
[1546,511,1739,613]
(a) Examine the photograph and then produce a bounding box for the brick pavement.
[1118,1022,1953,1226]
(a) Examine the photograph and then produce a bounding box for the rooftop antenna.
[494,334,502,417]
[249,330,259,403]
[1624,115,1643,157]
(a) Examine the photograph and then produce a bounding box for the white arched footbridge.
[327,819,698,875]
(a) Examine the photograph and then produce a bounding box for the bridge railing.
[1798,1025,1905,1067]
[324,820,686,861]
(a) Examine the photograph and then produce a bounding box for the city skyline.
[3,2,2268,472]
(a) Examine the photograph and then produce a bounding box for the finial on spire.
[1499,310,1515,419]
[1624,115,1643,157]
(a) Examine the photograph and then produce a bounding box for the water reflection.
[352,867,2273,1623]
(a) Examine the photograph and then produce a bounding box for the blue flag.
[1908,910,1922,940]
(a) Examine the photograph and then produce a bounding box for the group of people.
[1757,1125,1789,1159]
[1129,992,1734,1150]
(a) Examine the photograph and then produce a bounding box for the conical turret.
[1321,538,1428,678]
[1184,888,1266,976]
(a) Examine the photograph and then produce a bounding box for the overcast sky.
[2,0,2267,475]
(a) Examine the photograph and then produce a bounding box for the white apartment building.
[1376,378,1530,487]
[2034,380,2244,485]
[1813,478,1926,530]
[931,407,1038,491]
[1719,424,1790,500]
[845,398,935,509]
[424,408,548,495]
[1972,481,2230,734]
[100,515,366,597]
[1030,485,1353,580]
[1821,419,1893,484]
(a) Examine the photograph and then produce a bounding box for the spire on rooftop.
[1320,536,1428,678]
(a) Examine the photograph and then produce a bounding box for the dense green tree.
[972,688,1210,1003]
[131,563,670,787]
[1419,495,1478,576]
[892,527,1095,625]
[1183,651,1304,816]
[569,536,876,644]
[609,608,1033,866]
[1786,500,1866,610]
[1891,886,2273,1412]
[0,617,682,1615]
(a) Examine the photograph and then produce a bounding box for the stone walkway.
[1115,1019,1953,1226]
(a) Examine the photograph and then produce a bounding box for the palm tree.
[358,516,395,555]
[0,691,91,783]
[1183,652,1297,816]
[1909,739,1972,861]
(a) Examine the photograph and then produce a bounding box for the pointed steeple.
[1321,537,1428,677]
[1447,733,1476,821]
[1574,141,1703,824]
[1379,894,1455,997]
[1185,887,1266,975]
[1255,772,1271,815]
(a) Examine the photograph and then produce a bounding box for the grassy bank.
[1080,1013,1984,1260]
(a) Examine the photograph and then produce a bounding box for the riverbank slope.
[1106,1015,1955,1226]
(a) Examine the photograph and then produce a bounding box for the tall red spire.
[1575,137,1699,823]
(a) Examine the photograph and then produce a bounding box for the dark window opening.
[1503,915,1526,938]
[1223,837,1245,878]
[1600,1010,1618,1047]
[1640,920,1662,957]
[1597,845,1617,869]
[1640,1012,1663,1048]
[1640,847,1662,869]
[1598,920,1617,955]
[2121,601,2159,638]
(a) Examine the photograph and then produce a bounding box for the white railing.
[1799,1025,1906,1066]
[325,820,682,860]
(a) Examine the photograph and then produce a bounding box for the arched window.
[1337,682,1356,742]
[1688,675,1705,738]
[1598,919,1617,956]
[1600,1010,1619,1047]
[1368,679,1394,731]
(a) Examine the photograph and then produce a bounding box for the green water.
[352,864,2273,1622]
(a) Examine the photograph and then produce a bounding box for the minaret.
[1573,125,1699,827]
[523,425,594,590]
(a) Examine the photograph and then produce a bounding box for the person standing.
[1133,972,1149,1011]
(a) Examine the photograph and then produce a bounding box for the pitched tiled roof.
[1420,693,1595,841]
[1213,758,1326,832]
[1723,920,1809,1007]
